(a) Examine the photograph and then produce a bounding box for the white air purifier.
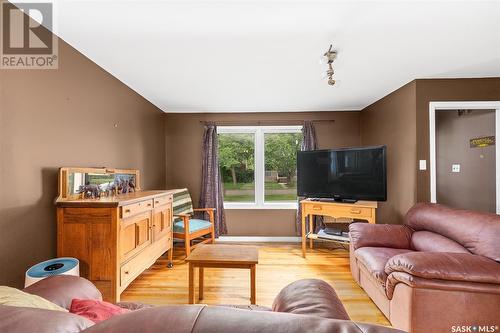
[25,257,79,287]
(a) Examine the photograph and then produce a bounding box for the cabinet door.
[120,211,152,262]
[136,218,150,246]
[152,206,171,241]
[121,223,137,257]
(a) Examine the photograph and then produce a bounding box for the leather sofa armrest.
[349,223,412,251]
[272,279,350,320]
[385,252,500,284]
[385,271,500,299]
[23,275,102,310]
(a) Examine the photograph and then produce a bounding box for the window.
[218,126,302,209]
[218,132,255,203]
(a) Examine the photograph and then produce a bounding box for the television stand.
[300,199,377,258]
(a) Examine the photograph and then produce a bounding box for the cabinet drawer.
[153,195,171,208]
[120,255,145,288]
[121,199,153,219]
[306,204,372,218]
[333,206,372,218]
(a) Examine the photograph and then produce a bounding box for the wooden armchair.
[172,189,215,256]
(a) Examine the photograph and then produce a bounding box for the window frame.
[218,125,302,210]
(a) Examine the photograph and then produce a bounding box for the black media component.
[297,145,387,202]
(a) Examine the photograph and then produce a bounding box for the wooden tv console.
[300,199,377,258]
[55,167,177,302]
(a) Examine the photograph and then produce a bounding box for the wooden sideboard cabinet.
[55,167,177,302]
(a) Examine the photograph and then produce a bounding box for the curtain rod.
[198,119,335,125]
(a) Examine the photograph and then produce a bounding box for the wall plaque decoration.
[470,136,495,148]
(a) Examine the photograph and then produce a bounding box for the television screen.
[297,146,387,201]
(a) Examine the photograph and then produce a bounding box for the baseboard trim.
[217,236,301,243]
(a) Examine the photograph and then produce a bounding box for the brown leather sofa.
[0,275,403,333]
[349,203,500,333]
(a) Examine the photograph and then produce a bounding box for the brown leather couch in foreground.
[0,275,403,333]
[349,203,500,333]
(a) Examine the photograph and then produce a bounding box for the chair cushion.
[354,247,414,286]
[173,188,194,222]
[173,219,212,234]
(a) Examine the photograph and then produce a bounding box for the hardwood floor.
[121,242,390,327]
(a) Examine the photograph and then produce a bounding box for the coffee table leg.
[188,263,195,304]
[199,267,204,301]
[250,265,256,305]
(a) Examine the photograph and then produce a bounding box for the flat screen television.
[297,145,387,202]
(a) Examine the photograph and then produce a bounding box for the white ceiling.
[44,1,500,112]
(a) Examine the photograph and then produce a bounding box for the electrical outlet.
[452,164,461,173]
[419,160,427,170]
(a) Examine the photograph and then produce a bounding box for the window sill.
[224,202,298,210]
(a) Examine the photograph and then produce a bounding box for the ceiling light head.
[322,44,337,86]
[324,44,337,64]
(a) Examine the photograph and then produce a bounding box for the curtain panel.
[199,122,227,237]
[296,121,324,235]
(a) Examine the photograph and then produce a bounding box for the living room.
[1,1,499,333]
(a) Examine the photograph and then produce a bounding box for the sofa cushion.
[349,223,413,251]
[410,231,470,253]
[354,247,414,286]
[405,203,500,261]
[0,304,94,333]
[0,286,67,312]
[173,219,211,233]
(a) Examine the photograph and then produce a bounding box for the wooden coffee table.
[185,244,259,304]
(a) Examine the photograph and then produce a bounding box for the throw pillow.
[70,299,130,323]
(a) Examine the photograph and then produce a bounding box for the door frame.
[429,101,500,214]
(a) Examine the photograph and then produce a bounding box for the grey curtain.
[199,122,227,237]
[301,121,318,151]
[296,121,324,235]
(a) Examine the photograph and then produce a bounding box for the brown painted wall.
[0,39,166,287]
[165,112,361,236]
[415,78,500,202]
[436,110,495,213]
[358,78,500,224]
[360,81,417,224]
